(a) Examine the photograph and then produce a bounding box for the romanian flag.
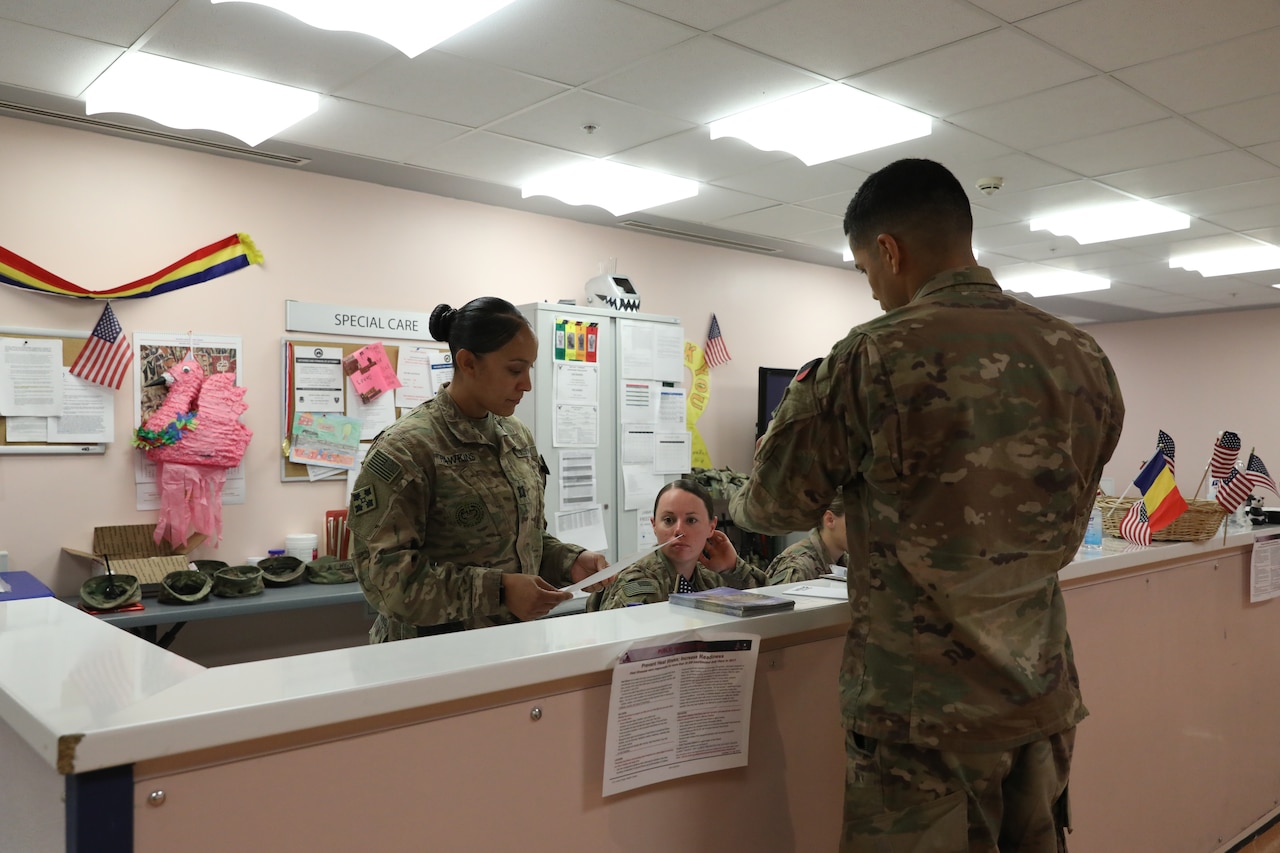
[0,234,262,300]
[1132,451,1188,531]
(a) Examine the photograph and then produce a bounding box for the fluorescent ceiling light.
[1170,245,1280,277]
[522,161,698,217]
[1031,201,1190,244]
[211,0,518,58]
[84,53,318,146]
[1001,270,1110,298]
[709,84,931,166]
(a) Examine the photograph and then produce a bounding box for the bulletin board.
[0,327,106,456]
[280,337,449,482]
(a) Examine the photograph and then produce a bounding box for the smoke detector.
[976,176,1004,196]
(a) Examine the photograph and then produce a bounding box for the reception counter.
[2,527,1277,852]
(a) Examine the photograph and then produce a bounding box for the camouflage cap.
[258,555,305,586]
[305,555,357,584]
[158,570,213,605]
[190,559,229,577]
[212,565,265,598]
[79,574,141,611]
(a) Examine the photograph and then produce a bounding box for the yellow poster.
[684,340,712,469]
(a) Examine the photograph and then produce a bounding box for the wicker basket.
[1095,495,1226,542]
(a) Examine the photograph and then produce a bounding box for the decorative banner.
[0,233,263,300]
[683,340,712,468]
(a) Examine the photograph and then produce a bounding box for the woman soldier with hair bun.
[348,296,608,642]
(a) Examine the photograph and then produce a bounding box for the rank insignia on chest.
[351,485,377,516]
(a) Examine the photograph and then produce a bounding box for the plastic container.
[284,534,318,562]
[1083,508,1103,549]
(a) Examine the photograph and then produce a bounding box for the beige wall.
[0,115,872,597]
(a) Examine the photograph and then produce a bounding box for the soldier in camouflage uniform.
[766,490,849,585]
[730,159,1124,852]
[348,297,608,642]
[589,479,766,609]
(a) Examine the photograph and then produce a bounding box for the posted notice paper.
[602,631,759,797]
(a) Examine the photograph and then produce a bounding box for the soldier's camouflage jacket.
[587,549,766,610]
[730,266,1124,751]
[765,527,848,585]
[348,390,582,641]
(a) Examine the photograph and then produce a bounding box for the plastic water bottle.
[1083,508,1103,549]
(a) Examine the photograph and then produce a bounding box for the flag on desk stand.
[1118,501,1152,546]
[1244,453,1279,497]
[704,313,732,369]
[1132,440,1188,532]
[1215,467,1253,514]
[1157,429,1177,475]
[69,302,133,390]
[1210,431,1242,480]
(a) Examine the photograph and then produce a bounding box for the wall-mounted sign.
[285,300,436,341]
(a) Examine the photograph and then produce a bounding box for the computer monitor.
[757,366,797,440]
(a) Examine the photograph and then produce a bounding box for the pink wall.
[0,115,871,594]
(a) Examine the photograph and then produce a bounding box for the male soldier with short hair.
[730,158,1124,852]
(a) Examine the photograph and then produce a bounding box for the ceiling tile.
[439,0,697,86]
[716,0,995,80]
[973,179,1132,221]
[849,29,1091,117]
[487,91,694,158]
[968,204,1021,229]
[712,158,868,204]
[609,127,789,182]
[1203,204,1280,233]
[1252,141,1280,169]
[140,1,396,92]
[1030,117,1228,176]
[587,35,820,124]
[965,0,1075,23]
[338,52,568,128]
[1114,28,1280,114]
[1096,150,1280,198]
[797,191,854,217]
[835,121,1013,173]
[405,131,593,187]
[1159,177,1280,217]
[0,0,171,45]
[275,99,468,163]
[642,185,775,223]
[619,0,787,30]
[1189,92,1280,148]
[1042,249,1166,272]
[1018,0,1280,72]
[950,152,1077,200]
[949,76,1169,150]
[0,19,121,96]
[712,204,841,239]
[791,223,851,256]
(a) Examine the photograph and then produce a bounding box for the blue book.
[0,572,55,602]
[668,586,795,617]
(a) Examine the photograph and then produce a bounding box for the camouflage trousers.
[841,727,1074,853]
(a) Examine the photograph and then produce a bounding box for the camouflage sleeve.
[349,443,503,627]
[594,556,670,609]
[539,532,583,587]
[766,547,825,586]
[730,346,859,534]
[720,557,768,590]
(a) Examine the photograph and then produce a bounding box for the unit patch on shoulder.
[794,357,822,383]
[351,485,377,516]
[365,449,403,485]
[622,578,660,598]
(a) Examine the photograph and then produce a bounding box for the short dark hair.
[429,297,530,360]
[843,159,973,249]
[653,478,715,519]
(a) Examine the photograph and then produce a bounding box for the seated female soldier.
[765,490,849,585]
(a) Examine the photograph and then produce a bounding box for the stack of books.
[668,587,796,617]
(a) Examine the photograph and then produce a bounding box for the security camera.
[976,176,1004,196]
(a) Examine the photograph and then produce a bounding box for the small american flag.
[1118,500,1152,546]
[1157,429,1176,476]
[704,313,731,369]
[1244,452,1278,497]
[69,302,133,390]
[1215,467,1253,513]
[1210,431,1241,480]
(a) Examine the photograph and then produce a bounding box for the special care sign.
[285,300,436,342]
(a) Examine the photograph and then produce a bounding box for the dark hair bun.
[429,304,457,342]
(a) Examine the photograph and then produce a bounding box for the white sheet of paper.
[554,361,599,404]
[620,380,656,425]
[618,321,655,380]
[654,432,692,474]
[48,369,113,443]
[0,338,62,416]
[553,402,598,448]
[346,384,396,437]
[395,346,436,408]
[559,449,597,511]
[429,353,454,394]
[782,584,848,600]
[555,505,608,553]
[293,345,344,412]
[623,464,668,511]
[563,534,682,593]
[621,428,655,464]
[653,324,685,383]
[346,443,373,500]
[4,415,48,442]
[657,388,686,432]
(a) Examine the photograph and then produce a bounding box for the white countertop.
[2,527,1270,777]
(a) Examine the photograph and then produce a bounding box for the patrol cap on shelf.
[79,574,141,611]
[305,555,357,584]
[258,555,305,586]
[158,570,213,605]
[191,559,229,577]
[212,565,264,598]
